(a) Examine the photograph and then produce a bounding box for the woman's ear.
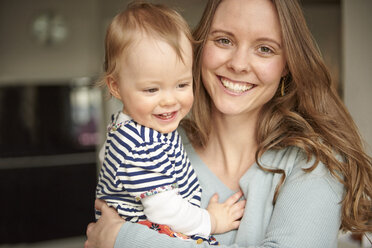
[282,65,289,77]
[106,76,122,100]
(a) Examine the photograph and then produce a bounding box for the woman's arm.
[121,178,342,248]
[85,200,236,248]
[86,171,343,248]
[85,200,125,248]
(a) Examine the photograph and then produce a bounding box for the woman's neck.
[196,110,258,190]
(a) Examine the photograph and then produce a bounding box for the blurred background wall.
[343,0,372,155]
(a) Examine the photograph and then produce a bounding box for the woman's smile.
[219,76,255,95]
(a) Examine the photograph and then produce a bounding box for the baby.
[95,1,244,245]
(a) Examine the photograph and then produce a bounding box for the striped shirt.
[96,112,202,222]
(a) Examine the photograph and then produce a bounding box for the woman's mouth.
[220,77,254,94]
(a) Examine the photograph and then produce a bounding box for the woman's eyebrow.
[256,37,282,48]
[209,29,235,37]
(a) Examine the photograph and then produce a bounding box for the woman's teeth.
[221,78,253,93]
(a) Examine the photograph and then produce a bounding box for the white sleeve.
[141,189,211,236]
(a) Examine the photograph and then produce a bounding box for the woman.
[85,0,372,247]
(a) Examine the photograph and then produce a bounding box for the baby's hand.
[207,191,246,234]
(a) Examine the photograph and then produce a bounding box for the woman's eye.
[215,38,232,46]
[258,46,273,54]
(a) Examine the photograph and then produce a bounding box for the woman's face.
[201,0,287,118]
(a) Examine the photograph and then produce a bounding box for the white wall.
[0,0,102,83]
[343,0,372,155]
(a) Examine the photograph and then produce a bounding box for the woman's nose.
[227,47,251,73]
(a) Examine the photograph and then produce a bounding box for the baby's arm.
[142,190,245,236]
[142,189,210,236]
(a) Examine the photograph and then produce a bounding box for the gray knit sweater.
[114,136,344,248]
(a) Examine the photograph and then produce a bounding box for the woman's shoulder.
[260,146,332,176]
[260,146,330,175]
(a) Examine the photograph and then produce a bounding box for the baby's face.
[112,33,193,133]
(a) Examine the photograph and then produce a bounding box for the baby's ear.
[106,76,122,100]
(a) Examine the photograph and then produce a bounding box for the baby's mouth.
[154,111,177,120]
[220,77,254,93]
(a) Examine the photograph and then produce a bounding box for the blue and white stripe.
[96,113,201,222]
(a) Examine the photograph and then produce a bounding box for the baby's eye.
[215,38,232,46]
[143,88,158,93]
[177,82,191,89]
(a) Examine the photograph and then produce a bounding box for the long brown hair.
[183,0,372,233]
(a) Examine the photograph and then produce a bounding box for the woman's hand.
[84,199,125,248]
